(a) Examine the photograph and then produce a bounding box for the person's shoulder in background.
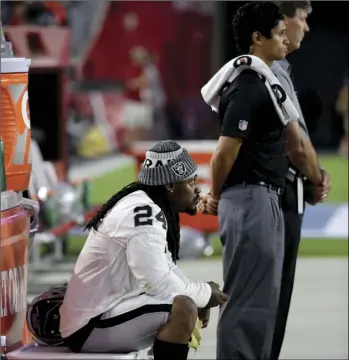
[271,61,294,97]
[271,61,284,74]
[271,61,291,81]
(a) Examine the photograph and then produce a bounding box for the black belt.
[235,181,284,195]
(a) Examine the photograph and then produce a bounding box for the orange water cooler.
[0,25,39,354]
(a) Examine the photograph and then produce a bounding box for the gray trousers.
[216,184,285,360]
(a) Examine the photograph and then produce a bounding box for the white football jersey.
[59,190,212,338]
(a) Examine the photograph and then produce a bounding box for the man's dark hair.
[85,182,181,262]
[272,1,312,18]
[232,1,284,54]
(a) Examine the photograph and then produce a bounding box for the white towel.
[201,55,299,125]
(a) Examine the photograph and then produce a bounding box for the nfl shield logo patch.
[171,162,187,176]
[238,120,248,131]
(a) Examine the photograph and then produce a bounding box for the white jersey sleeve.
[127,228,212,308]
[165,245,191,281]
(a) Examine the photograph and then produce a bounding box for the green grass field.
[89,156,348,204]
[68,155,348,258]
[68,234,348,258]
[90,164,136,205]
[318,155,348,203]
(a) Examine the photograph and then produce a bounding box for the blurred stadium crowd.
[1,0,347,165]
[1,1,68,26]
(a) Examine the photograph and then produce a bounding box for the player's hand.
[197,193,219,215]
[320,169,331,199]
[306,184,325,205]
[198,308,210,328]
[205,281,228,309]
[307,170,331,205]
[206,195,220,216]
[197,194,210,214]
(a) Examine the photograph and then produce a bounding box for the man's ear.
[165,183,174,193]
[252,31,263,46]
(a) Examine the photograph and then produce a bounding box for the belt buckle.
[276,187,283,195]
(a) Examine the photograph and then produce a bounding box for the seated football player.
[59,140,228,360]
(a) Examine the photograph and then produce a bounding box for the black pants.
[270,180,303,360]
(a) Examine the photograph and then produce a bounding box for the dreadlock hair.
[84,182,181,263]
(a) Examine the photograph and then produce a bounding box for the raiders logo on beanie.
[138,141,197,186]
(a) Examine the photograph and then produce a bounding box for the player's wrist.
[209,188,220,200]
[316,168,325,186]
[211,193,220,201]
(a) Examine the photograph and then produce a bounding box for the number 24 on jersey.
[133,205,167,230]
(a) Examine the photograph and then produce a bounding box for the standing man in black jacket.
[198,2,330,359]
[270,2,331,359]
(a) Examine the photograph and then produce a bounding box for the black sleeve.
[220,74,266,140]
